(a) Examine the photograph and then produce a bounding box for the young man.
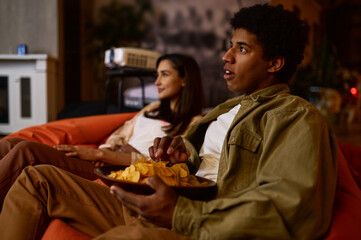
[0,4,337,240]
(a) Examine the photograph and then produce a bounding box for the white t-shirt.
[196,104,241,182]
[127,114,169,157]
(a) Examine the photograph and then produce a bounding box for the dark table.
[105,67,157,113]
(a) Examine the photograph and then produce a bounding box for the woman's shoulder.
[140,101,161,113]
[190,114,203,123]
[181,114,203,135]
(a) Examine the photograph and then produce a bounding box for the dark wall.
[140,0,267,107]
[63,0,81,106]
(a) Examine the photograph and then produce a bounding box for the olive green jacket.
[172,84,338,240]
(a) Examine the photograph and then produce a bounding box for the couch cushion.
[4,112,136,147]
[338,142,361,189]
[41,219,91,240]
[324,144,361,239]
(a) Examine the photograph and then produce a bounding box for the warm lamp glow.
[350,87,359,97]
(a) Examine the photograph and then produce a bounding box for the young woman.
[0,53,205,209]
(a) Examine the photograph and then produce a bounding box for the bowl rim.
[94,165,217,189]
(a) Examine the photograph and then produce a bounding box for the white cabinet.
[0,54,58,134]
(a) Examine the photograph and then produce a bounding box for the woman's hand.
[54,145,102,161]
[119,143,141,154]
[148,136,189,164]
[91,160,106,168]
[110,175,178,228]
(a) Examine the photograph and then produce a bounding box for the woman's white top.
[127,114,169,157]
[196,104,241,182]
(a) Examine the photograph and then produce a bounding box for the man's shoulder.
[266,93,323,118]
[274,93,316,109]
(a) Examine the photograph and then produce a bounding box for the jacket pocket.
[228,127,261,152]
[219,127,262,193]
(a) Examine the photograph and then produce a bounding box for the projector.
[105,47,161,69]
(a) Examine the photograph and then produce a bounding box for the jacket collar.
[201,84,290,122]
[186,84,290,148]
[241,83,290,103]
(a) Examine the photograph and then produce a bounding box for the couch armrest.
[4,112,137,147]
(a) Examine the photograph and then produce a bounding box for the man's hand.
[110,175,178,228]
[148,136,189,164]
[54,145,101,161]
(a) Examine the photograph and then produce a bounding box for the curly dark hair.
[230,4,309,83]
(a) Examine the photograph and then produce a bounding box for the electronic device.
[104,47,161,69]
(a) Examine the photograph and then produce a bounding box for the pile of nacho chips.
[107,158,206,187]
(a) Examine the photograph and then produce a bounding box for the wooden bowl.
[95,165,217,201]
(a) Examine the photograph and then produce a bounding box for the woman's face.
[155,59,185,101]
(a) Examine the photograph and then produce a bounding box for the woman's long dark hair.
[144,53,205,135]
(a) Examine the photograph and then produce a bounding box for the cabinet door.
[0,75,9,124]
[9,73,47,130]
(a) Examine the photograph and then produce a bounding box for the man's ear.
[268,56,285,73]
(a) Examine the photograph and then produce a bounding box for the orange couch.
[4,112,136,240]
[3,113,361,239]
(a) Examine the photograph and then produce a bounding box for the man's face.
[222,28,273,94]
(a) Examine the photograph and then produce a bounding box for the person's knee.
[31,164,57,172]
[6,141,46,166]
[21,165,73,191]
[21,165,58,181]
[16,165,39,184]
[13,140,40,150]
[12,140,48,158]
[0,137,25,147]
